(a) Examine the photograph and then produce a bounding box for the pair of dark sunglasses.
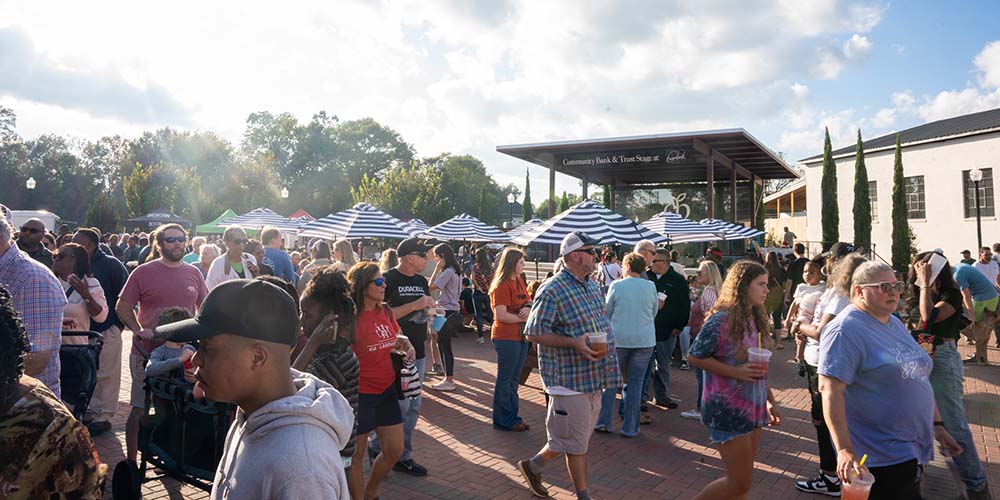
[226,238,247,245]
[370,277,386,287]
[572,247,597,256]
[163,236,187,244]
[20,226,41,234]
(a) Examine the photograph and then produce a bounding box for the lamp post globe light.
[971,167,984,251]
[507,192,515,229]
[280,187,289,199]
[26,177,36,190]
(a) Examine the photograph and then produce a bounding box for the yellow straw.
[758,330,762,349]
[858,454,867,468]
[591,319,598,333]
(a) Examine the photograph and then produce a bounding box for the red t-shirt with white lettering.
[352,305,400,394]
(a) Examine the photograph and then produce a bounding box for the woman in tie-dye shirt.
[689,260,782,499]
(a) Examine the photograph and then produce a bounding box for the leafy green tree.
[891,135,910,273]
[852,130,872,251]
[123,163,181,217]
[820,127,839,250]
[85,191,120,231]
[559,191,570,212]
[522,169,533,221]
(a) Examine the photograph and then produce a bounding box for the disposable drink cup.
[589,332,608,359]
[841,470,875,500]
[435,307,446,316]
[747,347,772,365]
[657,292,667,301]
[432,315,447,333]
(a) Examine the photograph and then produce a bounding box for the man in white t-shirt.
[974,246,1000,349]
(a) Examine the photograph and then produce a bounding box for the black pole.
[975,179,983,251]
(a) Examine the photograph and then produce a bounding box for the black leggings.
[806,364,837,472]
[869,459,922,500]
[436,311,461,376]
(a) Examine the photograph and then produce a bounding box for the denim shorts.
[708,427,752,445]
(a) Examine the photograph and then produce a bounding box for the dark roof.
[497,128,797,185]
[802,107,1000,162]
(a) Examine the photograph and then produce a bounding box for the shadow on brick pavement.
[93,332,1000,499]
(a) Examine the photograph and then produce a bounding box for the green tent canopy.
[195,209,241,235]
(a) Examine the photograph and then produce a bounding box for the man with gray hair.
[183,235,206,264]
[0,216,67,396]
[646,248,690,409]
[633,239,657,269]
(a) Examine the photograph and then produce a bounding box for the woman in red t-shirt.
[346,261,414,500]
[489,247,532,431]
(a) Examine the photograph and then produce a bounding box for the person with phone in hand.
[52,243,108,342]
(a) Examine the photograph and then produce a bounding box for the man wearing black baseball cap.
[160,279,354,499]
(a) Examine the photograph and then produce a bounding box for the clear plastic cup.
[657,292,667,302]
[747,347,772,365]
[841,469,875,500]
[588,332,608,359]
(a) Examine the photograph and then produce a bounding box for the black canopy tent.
[126,210,192,229]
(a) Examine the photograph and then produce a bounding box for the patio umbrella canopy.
[512,200,663,246]
[401,218,429,237]
[506,218,544,240]
[422,213,511,242]
[126,209,191,228]
[298,202,413,240]
[639,211,726,244]
[220,208,301,232]
[670,218,764,243]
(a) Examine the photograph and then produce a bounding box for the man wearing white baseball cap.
[516,231,621,499]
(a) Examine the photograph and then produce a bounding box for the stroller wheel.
[112,460,142,500]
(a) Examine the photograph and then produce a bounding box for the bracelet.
[934,420,945,427]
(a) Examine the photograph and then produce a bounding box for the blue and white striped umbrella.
[422,213,511,242]
[512,200,664,246]
[670,218,764,243]
[507,218,544,241]
[401,218,429,237]
[298,203,412,240]
[640,211,727,243]
[220,208,301,232]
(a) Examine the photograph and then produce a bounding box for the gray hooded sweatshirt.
[211,369,353,500]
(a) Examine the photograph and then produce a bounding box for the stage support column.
[706,155,715,219]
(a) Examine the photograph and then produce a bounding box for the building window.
[869,180,878,222]
[905,175,925,219]
[963,168,995,218]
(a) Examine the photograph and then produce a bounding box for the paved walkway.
[94,331,1000,499]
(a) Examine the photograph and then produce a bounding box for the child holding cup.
[688,261,782,500]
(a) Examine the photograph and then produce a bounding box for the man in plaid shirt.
[517,231,620,500]
[0,216,66,397]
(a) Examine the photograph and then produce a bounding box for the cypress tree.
[478,186,488,221]
[602,185,612,208]
[890,135,910,273]
[522,169,533,221]
[820,127,839,251]
[852,130,872,251]
[559,191,570,212]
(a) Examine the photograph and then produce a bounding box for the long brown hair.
[347,261,381,313]
[709,260,771,361]
[489,247,524,295]
[303,266,358,344]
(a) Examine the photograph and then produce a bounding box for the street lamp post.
[280,187,289,199]
[26,177,36,190]
[507,192,515,229]
[971,167,984,251]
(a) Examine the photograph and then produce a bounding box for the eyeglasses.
[20,226,41,234]
[572,248,597,256]
[227,238,247,245]
[370,277,386,287]
[163,236,187,244]
[858,281,907,294]
[652,259,666,264]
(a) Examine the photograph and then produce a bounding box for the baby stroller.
[112,368,236,499]
[58,330,104,421]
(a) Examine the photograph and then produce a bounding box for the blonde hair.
[489,247,524,295]
[622,252,647,274]
[698,260,724,291]
[333,239,357,267]
[831,254,868,297]
[851,261,894,298]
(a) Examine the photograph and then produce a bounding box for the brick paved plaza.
[94,330,1000,499]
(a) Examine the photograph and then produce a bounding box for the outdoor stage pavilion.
[497,129,799,260]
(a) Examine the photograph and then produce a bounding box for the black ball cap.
[159,279,299,346]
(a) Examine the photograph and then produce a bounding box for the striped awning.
[670,218,764,243]
[512,200,664,246]
[220,208,301,232]
[421,214,511,242]
[298,203,412,240]
[640,211,726,243]
[401,218,429,237]
[506,218,544,241]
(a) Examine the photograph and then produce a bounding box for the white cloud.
[974,41,1000,89]
[843,34,872,60]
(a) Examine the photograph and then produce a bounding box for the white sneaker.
[476,337,485,344]
[680,409,701,420]
[431,380,457,391]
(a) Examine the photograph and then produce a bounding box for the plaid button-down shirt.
[0,245,66,397]
[526,269,620,393]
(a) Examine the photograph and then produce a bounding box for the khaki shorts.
[129,351,148,409]
[545,392,602,455]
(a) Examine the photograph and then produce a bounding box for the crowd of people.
[2,208,1000,499]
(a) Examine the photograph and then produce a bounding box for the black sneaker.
[394,459,428,476]
[794,470,841,496]
[655,399,678,409]
[86,420,112,437]
[516,459,549,497]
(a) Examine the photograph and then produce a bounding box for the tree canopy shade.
[852,130,872,251]
[820,127,839,251]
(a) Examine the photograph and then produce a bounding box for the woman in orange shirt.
[489,247,532,431]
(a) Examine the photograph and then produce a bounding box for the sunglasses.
[572,247,598,256]
[163,236,187,244]
[652,259,667,263]
[858,281,907,293]
[227,238,247,245]
[20,226,41,234]
[370,277,386,287]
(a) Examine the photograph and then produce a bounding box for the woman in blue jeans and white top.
[595,252,659,436]
[908,252,992,500]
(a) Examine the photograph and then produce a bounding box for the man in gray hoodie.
[160,279,354,500]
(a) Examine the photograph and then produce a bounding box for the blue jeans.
[651,335,678,402]
[492,340,529,429]
[472,291,491,338]
[930,341,987,491]
[369,357,426,462]
[597,347,654,436]
[679,327,692,359]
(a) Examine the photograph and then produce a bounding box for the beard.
[163,246,185,262]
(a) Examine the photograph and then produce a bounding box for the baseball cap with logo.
[397,237,440,257]
[560,231,600,256]
[159,279,298,346]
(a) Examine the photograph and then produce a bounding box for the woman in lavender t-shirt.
[689,261,782,499]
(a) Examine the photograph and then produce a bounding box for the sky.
[2,0,1000,200]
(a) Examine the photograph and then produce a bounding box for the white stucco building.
[802,107,1000,261]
